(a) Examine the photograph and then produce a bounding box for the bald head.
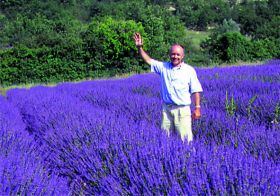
[170,44,185,55]
[169,44,185,67]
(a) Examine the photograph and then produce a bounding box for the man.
[133,32,203,143]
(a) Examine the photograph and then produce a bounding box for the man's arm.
[134,33,153,65]
[191,92,201,120]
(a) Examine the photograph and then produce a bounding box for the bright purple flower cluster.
[2,60,280,194]
[0,96,69,195]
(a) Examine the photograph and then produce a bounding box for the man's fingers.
[134,33,140,40]
[135,32,141,39]
[192,112,201,120]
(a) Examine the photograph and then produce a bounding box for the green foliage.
[251,39,275,60]
[185,30,209,52]
[231,1,262,36]
[225,91,236,117]
[231,1,279,38]
[0,0,73,20]
[0,11,89,85]
[220,32,252,63]
[186,51,212,67]
[216,19,240,35]
[0,46,88,86]
[82,16,146,73]
[0,0,279,85]
[138,5,169,60]
[174,0,231,30]
[88,1,188,61]
[0,0,27,10]
[273,102,280,125]
[173,0,279,38]
[203,32,251,63]
[202,28,280,63]
[255,16,280,39]
[250,37,280,61]
[138,4,188,62]
[87,1,188,61]
[273,38,280,58]
[0,13,84,48]
[0,14,56,47]
[246,95,257,120]
[183,30,212,66]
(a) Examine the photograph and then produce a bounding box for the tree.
[232,1,268,37]
[135,4,188,60]
[216,19,240,35]
[0,13,84,50]
[217,32,252,62]
[82,16,147,72]
[255,16,280,39]
[174,0,231,30]
[201,18,240,61]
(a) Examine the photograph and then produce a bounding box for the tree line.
[0,0,279,85]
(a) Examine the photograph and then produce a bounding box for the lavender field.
[1,60,280,195]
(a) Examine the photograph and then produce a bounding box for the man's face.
[170,45,184,67]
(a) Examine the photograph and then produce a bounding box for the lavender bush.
[0,96,69,195]
[2,60,280,194]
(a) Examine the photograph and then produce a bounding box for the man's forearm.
[138,46,152,65]
[192,92,201,108]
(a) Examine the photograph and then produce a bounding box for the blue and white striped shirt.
[151,59,203,106]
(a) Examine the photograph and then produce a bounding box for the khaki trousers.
[161,103,192,142]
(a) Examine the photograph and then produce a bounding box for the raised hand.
[134,32,143,47]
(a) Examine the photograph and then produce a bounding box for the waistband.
[163,102,190,109]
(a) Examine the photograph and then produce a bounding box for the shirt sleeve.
[150,59,163,74]
[189,68,203,94]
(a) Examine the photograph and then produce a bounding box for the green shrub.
[209,32,252,62]
[209,33,280,63]
[254,16,280,39]
[222,32,252,62]
[251,39,275,60]
[82,16,147,73]
[0,46,88,86]
[139,5,188,62]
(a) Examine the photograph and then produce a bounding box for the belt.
[164,103,189,109]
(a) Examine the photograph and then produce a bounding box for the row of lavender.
[0,97,69,194]
[1,60,279,194]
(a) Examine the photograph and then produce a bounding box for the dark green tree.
[211,32,252,62]
[255,16,280,39]
[174,0,231,30]
[232,1,269,37]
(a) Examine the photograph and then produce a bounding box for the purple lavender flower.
[3,60,280,195]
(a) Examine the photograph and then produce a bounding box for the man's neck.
[171,61,184,68]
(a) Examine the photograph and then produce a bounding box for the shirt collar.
[170,62,184,70]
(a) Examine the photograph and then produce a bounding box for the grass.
[185,30,210,52]
[0,82,58,96]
